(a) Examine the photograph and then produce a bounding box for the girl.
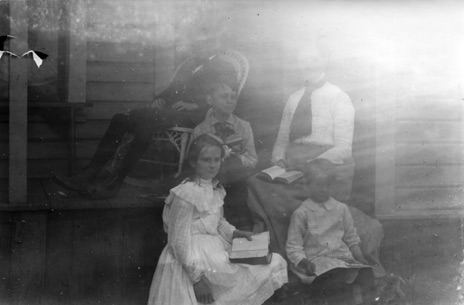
[148,134,288,305]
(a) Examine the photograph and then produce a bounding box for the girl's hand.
[297,258,315,276]
[193,275,214,304]
[150,98,166,109]
[171,101,199,111]
[233,230,253,241]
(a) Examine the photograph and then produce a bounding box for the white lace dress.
[147,178,288,305]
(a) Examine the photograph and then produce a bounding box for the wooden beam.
[9,0,28,204]
[67,0,87,103]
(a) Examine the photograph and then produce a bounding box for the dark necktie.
[288,79,326,142]
[214,122,235,141]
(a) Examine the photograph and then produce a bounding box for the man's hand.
[274,159,287,169]
[193,276,214,304]
[233,230,253,241]
[150,98,166,109]
[171,101,199,111]
[297,259,315,276]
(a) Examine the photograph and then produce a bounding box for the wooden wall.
[393,95,463,213]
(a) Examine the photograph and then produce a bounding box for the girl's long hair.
[176,133,224,184]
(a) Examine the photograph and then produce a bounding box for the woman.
[247,46,386,279]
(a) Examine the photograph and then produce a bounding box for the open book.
[313,257,372,276]
[258,165,304,184]
[229,231,272,265]
[206,133,244,149]
[291,257,373,285]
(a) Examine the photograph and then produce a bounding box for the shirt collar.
[208,109,235,126]
[303,197,336,211]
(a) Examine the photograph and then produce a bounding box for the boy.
[286,158,375,304]
[191,79,257,227]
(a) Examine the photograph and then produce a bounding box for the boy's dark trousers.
[306,268,375,304]
[220,155,253,229]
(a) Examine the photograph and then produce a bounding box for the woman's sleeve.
[341,205,361,248]
[271,101,293,164]
[217,207,236,243]
[286,210,308,266]
[317,92,354,164]
[167,195,204,283]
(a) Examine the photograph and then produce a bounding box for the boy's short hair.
[303,158,337,183]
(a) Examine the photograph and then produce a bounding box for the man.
[54,52,237,199]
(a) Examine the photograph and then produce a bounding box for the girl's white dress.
[147,178,288,305]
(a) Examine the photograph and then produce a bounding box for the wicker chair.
[122,49,249,187]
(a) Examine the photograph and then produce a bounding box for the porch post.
[66,0,87,104]
[9,0,28,204]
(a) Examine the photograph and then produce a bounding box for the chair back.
[214,49,249,96]
[164,49,249,98]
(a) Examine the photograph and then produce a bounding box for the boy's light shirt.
[192,109,258,169]
[286,197,361,267]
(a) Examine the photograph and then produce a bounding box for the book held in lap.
[258,166,304,184]
[290,256,373,285]
[229,231,272,265]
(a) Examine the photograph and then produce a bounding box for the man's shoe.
[53,167,99,192]
[53,173,92,192]
[86,172,125,199]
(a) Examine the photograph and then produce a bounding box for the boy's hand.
[297,259,315,276]
[233,230,253,241]
[193,275,214,304]
[171,101,199,111]
[350,244,369,265]
[150,98,166,109]
[222,145,233,159]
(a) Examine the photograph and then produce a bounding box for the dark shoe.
[85,172,126,199]
[53,171,95,192]
[269,285,289,303]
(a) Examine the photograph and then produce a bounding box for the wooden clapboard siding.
[396,143,464,165]
[396,97,463,121]
[87,42,155,63]
[84,101,148,120]
[396,187,463,211]
[396,120,463,143]
[396,165,464,187]
[87,82,154,102]
[391,95,464,217]
[87,63,155,83]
